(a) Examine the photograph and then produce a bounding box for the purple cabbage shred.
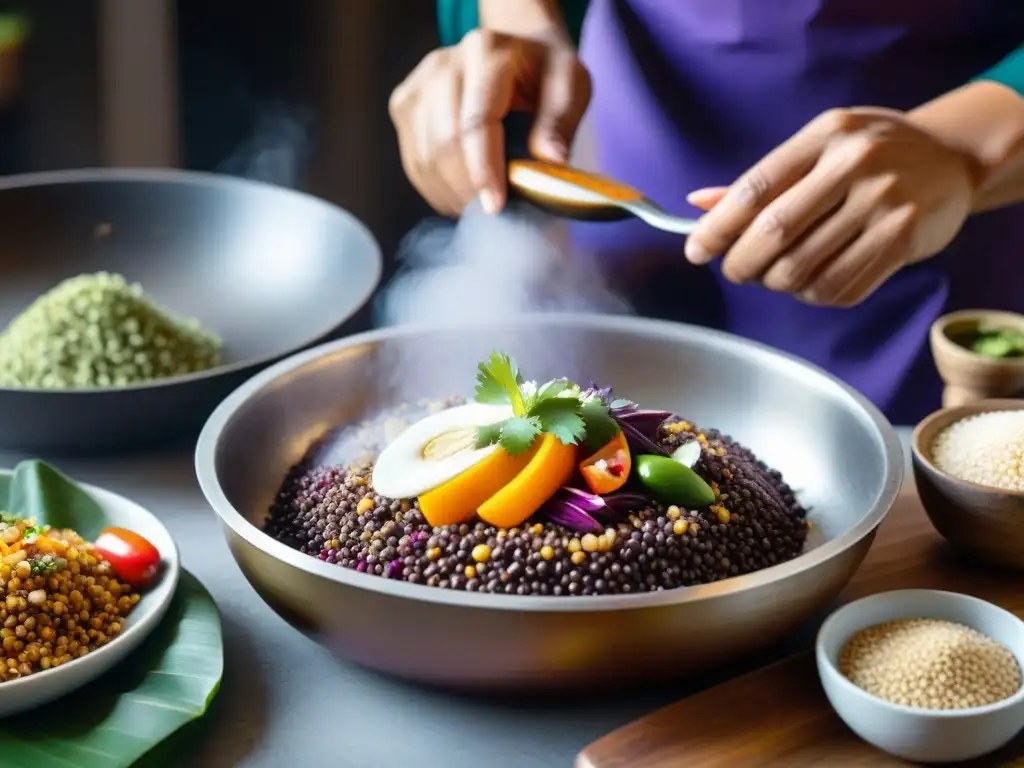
[540,487,654,533]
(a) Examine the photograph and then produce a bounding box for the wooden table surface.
[577,480,1024,767]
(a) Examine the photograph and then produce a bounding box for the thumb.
[686,187,728,212]
[528,53,592,163]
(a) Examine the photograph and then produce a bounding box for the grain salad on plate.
[0,516,161,682]
[265,351,809,596]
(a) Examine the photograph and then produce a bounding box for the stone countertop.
[0,427,914,768]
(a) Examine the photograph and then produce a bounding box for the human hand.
[684,108,979,307]
[389,29,591,217]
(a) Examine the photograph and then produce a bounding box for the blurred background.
[0,0,441,333]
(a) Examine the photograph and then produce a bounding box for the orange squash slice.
[418,442,540,527]
[477,434,577,528]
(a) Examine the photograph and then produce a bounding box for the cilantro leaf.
[475,371,510,406]
[529,397,585,445]
[536,378,571,402]
[580,398,620,452]
[524,377,577,412]
[475,351,526,415]
[500,416,542,456]
[475,420,505,449]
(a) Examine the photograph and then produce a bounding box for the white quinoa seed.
[931,411,1024,491]
[839,618,1022,710]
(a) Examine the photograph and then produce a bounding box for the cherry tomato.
[579,431,632,495]
[93,527,161,588]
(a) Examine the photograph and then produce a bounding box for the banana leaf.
[0,460,223,767]
[5,459,109,538]
[0,569,221,767]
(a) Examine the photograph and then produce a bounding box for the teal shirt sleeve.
[977,43,1024,95]
[437,0,589,47]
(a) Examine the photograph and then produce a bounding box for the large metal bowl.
[0,169,381,454]
[195,314,903,691]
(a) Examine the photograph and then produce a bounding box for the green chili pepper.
[635,454,716,508]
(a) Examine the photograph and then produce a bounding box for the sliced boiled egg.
[371,402,514,499]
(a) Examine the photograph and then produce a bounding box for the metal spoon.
[507,159,698,236]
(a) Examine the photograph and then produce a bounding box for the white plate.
[817,589,1024,763]
[0,471,180,718]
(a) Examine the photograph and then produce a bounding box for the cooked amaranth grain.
[0,272,222,389]
[840,618,1022,710]
[264,407,809,596]
[931,410,1024,491]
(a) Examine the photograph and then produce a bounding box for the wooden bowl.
[912,400,1024,570]
[930,310,1024,407]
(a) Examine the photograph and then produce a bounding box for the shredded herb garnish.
[968,328,1024,359]
[30,554,67,576]
[473,351,621,456]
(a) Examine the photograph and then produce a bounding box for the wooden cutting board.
[577,481,1024,768]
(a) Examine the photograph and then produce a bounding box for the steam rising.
[217,104,636,464]
[217,104,314,190]
[376,200,632,327]
[361,200,634,430]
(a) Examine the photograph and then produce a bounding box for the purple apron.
[573,0,1024,424]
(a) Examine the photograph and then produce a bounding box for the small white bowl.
[816,590,1024,763]
[0,472,180,718]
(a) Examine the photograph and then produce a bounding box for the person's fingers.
[395,103,457,216]
[762,171,906,294]
[760,204,863,294]
[800,206,914,307]
[686,187,727,211]
[413,102,461,216]
[443,158,478,215]
[528,50,592,163]
[390,51,460,216]
[718,147,869,283]
[684,109,848,265]
[397,136,449,216]
[684,140,820,265]
[426,71,478,214]
[459,30,519,214]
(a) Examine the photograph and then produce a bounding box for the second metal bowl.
[195,314,903,692]
[0,169,382,454]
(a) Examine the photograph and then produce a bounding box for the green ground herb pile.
[0,272,223,389]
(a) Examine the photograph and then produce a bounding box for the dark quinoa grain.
[263,408,808,596]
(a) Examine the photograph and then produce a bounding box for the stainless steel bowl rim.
[0,167,383,394]
[195,312,904,613]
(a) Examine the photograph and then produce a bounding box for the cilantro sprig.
[474,351,526,414]
[473,351,620,456]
